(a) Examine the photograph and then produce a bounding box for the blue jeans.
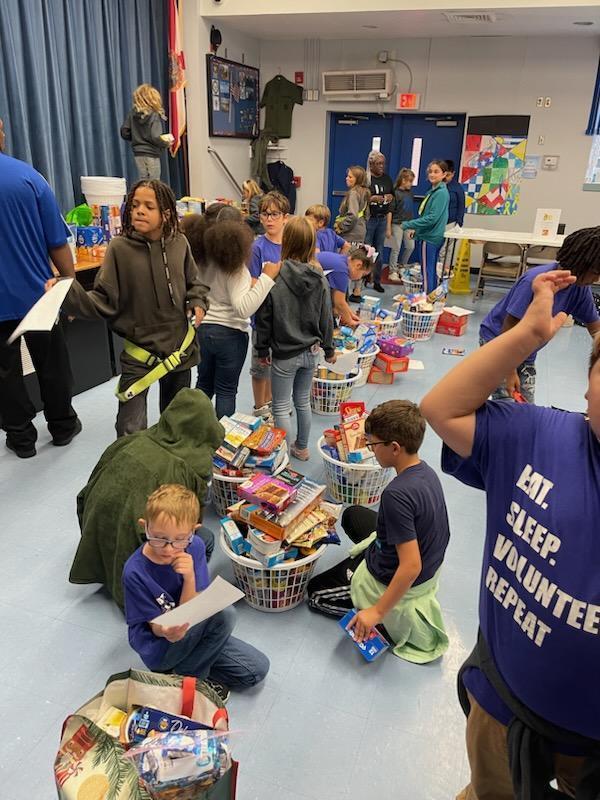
[196,324,249,419]
[271,349,319,449]
[158,606,269,689]
[365,215,388,283]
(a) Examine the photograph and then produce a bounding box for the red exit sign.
[397,92,420,110]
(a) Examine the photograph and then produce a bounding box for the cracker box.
[374,353,410,374]
[339,609,391,662]
[435,306,473,337]
[367,365,395,385]
[378,336,414,359]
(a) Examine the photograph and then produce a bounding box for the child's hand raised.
[171,552,195,580]
[522,270,576,346]
[150,622,189,642]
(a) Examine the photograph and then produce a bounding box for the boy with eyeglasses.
[248,191,290,421]
[307,400,451,663]
[122,484,269,701]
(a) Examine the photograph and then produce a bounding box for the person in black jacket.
[121,85,173,180]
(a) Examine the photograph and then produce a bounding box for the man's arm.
[49,244,76,278]
[348,540,422,641]
[420,270,576,458]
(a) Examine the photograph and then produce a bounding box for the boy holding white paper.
[122,484,269,701]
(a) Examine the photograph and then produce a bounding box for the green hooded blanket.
[70,389,224,609]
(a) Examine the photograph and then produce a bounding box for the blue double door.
[326,112,466,227]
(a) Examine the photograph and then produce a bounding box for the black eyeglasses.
[145,525,194,550]
[366,440,391,451]
[259,211,283,220]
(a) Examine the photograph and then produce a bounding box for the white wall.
[257,35,600,231]
[183,0,259,200]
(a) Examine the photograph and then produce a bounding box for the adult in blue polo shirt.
[480,227,600,402]
[421,268,600,796]
[0,118,81,458]
[317,248,372,327]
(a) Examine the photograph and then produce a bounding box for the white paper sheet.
[150,576,245,628]
[316,347,360,375]
[408,359,424,370]
[8,279,74,343]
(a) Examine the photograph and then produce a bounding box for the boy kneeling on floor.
[123,484,269,701]
[307,400,451,663]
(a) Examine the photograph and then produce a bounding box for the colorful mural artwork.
[461,134,528,216]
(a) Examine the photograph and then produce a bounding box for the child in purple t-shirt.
[305,204,351,255]
[122,484,269,700]
[479,227,600,402]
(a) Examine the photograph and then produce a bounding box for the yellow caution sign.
[449,238,471,294]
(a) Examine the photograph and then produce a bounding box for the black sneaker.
[52,418,83,447]
[6,439,36,459]
[373,283,385,293]
[204,678,230,704]
[348,294,362,304]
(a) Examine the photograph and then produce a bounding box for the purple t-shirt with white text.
[479,263,599,362]
[123,535,210,669]
[316,227,346,254]
[442,401,600,740]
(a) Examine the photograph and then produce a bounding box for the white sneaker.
[388,272,402,282]
[253,404,274,424]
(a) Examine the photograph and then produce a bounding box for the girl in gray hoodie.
[255,217,336,461]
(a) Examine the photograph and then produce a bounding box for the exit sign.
[397,92,421,110]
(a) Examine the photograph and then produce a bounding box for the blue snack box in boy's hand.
[339,609,391,662]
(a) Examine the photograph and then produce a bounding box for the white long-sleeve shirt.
[201,264,275,332]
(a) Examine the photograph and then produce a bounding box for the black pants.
[306,506,378,618]
[115,368,191,437]
[0,320,78,450]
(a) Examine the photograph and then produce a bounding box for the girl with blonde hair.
[242,179,265,235]
[334,165,370,244]
[121,84,173,180]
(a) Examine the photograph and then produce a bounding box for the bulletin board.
[206,54,260,139]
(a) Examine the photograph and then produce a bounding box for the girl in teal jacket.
[402,160,449,293]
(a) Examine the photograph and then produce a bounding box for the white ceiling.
[204,6,600,40]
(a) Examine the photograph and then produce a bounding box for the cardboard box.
[378,336,414,358]
[436,318,468,336]
[368,366,395,385]
[435,305,473,337]
[374,353,410,374]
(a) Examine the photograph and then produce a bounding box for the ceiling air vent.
[443,12,497,24]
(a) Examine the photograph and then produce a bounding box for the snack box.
[243,426,286,455]
[76,226,104,247]
[347,448,374,464]
[220,517,246,555]
[378,336,414,359]
[374,353,409,374]
[367,366,395,385]
[339,609,391,662]
[230,412,262,431]
[442,347,465,357]
[435,306,472,337]
[248,546,298,568]
[340,401,366,422]
[237,473,299,514]
[123,706,213,745]
[247,527,282,555]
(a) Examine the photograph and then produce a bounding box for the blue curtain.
[586,56,600,135]
[0,0,186,211]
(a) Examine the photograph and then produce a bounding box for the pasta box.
[374,353,410,374]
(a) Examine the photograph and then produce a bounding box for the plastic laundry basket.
[319,437,394,505]
[401,275,424,295]
[219,531,325,612]
[354,345,380,388]
[374,316,401,339]
[211,452,289,517]
[310,370,360,416]
[400,308,443,341]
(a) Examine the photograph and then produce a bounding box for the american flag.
[168,0,186,155]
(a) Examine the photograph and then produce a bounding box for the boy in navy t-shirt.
[123,484,269,700]
[480,226,600,402]
[421,265,600,795]
[307,400,450,663]
[305,204,351,255]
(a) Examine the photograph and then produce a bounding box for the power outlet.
[544,97,552,108]
[536,97,544,107]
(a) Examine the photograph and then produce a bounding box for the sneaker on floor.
[388,272,402,282]
[253,404,273,423]
[6,439,36,459]
[204,678,230,704]
[52,418,83,447]
[348,294,362,304]
[290,444,310,461]
[373,283,385,293]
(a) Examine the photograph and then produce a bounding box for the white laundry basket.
[310,370,360,416]
[354,345,380,388]
[219,532,325,612]
[319,437,394,505]
[402,275,424,295]
[400,308,443,341]
[373,316,401,339]
[211,452,289,517]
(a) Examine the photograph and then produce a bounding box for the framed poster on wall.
[206,54,260,138]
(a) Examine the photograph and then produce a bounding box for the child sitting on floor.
[307,399,451,663]
[123,484,269,701]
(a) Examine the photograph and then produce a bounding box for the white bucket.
[81,176,127,209]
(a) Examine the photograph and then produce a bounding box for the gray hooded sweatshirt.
[120,110,170,158]
[254,259,335,360]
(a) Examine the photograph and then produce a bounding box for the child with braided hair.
[479,226,600,402]
[46,180,209,436]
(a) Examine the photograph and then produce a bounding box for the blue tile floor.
[0,282,593,799]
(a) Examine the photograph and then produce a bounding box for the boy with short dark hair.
[307,400,450,663]
[123,484,269,701]
[305,204,351,255]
